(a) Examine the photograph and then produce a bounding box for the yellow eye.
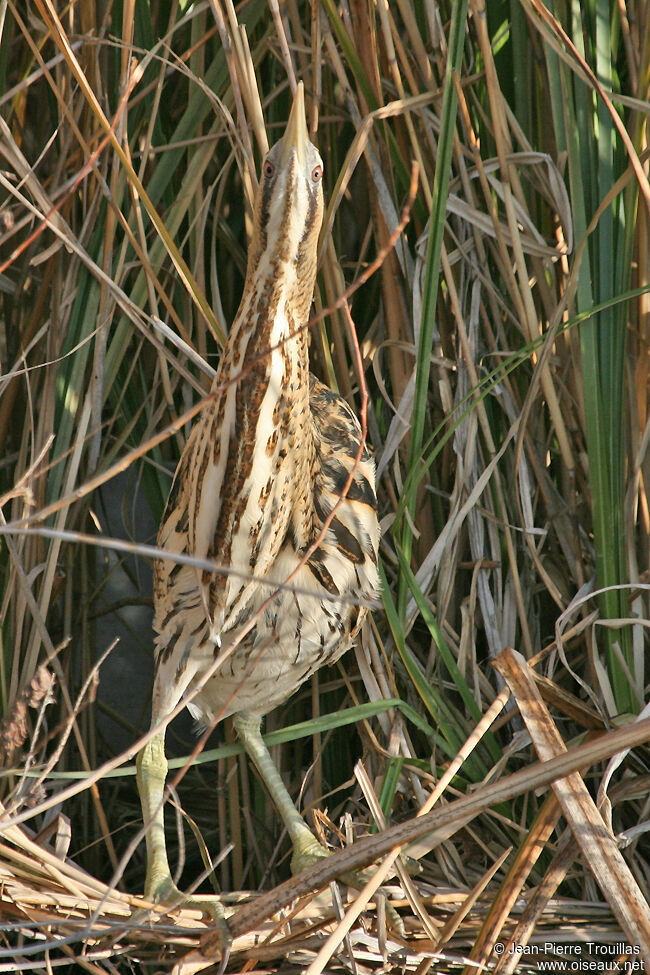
[312,164,323,182]
[263,160,275,178]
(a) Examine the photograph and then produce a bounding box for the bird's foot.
[289,831,334,875]
[138,875,231,961]
[290,830,408,936]
[290,830,420,881]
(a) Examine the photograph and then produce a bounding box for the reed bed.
[0,0,649,971]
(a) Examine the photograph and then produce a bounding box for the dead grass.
[0,0,649,971]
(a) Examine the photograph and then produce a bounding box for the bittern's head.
[247,83,324,304]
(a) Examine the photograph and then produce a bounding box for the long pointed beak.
[279,82,308,167]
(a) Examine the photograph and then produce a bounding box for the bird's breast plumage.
[152,88,379,723]
[153,365,379,721]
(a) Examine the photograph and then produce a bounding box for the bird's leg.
[232,712,330,875]
[136,731,179,902]
[233,712,412,936]
[135,710,230,952]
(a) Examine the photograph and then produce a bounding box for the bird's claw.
[290,833,407,936]
[289,832,333,875]
[139,878,232,963]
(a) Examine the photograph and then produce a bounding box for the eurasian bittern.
[136,83,379,939]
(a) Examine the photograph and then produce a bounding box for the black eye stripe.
[297,189,319,249]
[257,176,274,253]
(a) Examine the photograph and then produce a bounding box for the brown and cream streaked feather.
[152,84,379,725]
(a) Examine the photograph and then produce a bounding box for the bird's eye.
[263,160,274,179]
[311,164,323,182]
